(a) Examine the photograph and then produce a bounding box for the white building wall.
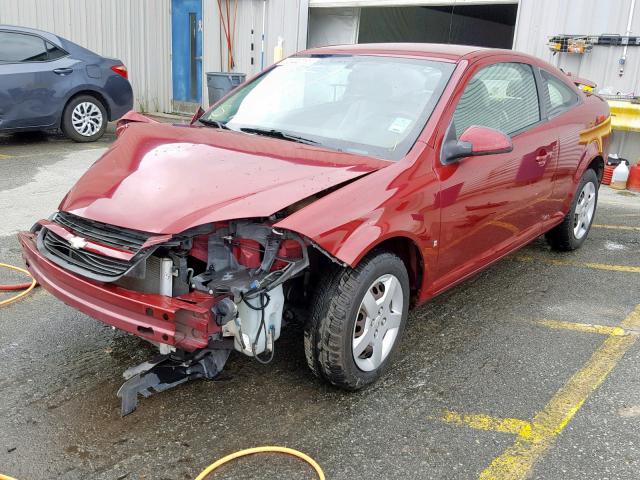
[0,0,307,114]
[514,0,640,161]
[0,0,173,113]
[202,0,308,106]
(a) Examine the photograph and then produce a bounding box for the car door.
[537,69,584,222]
[431,60,558,290]
[0,30,72,130]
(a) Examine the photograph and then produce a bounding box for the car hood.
[60,123,389,234]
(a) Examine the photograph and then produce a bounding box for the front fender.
[274,150,439,272]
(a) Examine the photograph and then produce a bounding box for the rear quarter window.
[541,70,580,117]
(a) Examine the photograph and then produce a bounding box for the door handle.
[53,68,73,75]
[535,150,551,166]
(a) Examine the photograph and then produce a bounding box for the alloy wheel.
[573,181,596,239]
[352,274,404,372]
[71,102,103,137]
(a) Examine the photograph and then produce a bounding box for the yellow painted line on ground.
[439,410,532,436]
[592,224,640,231]
[0,154,13,160]
[480,305,640,480]
[537,319,630,337]
[515,255,640,273]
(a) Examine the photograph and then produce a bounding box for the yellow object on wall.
[608,100,640,132]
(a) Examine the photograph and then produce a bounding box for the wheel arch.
[575,132,608,184]
[351,235,425,306]
[587,155,605,183]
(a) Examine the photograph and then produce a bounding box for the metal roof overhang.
[310,0,518,7]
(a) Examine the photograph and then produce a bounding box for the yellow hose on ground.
[1,448,325,480]
[195,446,325,480]
[0,263,37,307]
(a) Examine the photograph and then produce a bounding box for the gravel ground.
[1,131,639,480]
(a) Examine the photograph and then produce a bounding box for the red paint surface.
[20,232,220,351]
[627,164,640,192]
[460,126,512,154]
[61,123,387,234]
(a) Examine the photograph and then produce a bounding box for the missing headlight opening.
[33,213,311,415]
[186,220,309,359]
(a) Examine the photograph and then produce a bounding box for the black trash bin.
[206,72,246,105]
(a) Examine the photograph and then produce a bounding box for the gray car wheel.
[545,168,599,251]
[304,251,410,390]
[61,95,107,142]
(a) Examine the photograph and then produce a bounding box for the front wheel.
[304,251,409,390]
[545,168,599,251]
[61,95,107,142]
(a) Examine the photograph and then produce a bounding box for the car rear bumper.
[19,231,220,351]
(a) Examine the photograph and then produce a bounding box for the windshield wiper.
[198,118,230,129]
[239,127,319,145]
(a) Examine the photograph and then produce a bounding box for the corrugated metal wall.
[0,0,307,114]
[514,0,640,160]
[0,0,173,113]
[2,0,638,162]
[514,0,640,94]
[202,0,307,96]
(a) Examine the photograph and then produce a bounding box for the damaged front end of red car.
[20,211,313,415]
[19,115,389,414]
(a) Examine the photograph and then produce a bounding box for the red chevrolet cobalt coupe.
[20,44,611,414]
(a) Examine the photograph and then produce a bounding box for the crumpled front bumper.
[19,231,220,351]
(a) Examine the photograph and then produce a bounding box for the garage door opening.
[308,4,519,50]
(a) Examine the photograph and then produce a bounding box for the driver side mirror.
[441,125,513,165]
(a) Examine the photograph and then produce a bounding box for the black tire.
[304,251,410,390]
[61,95,107,142]
[545,168,599,251]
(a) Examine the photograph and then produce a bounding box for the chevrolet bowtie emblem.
[69,235,88,250]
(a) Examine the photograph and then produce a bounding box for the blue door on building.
[172,0,202,105]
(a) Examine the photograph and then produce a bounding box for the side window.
[453,62,540,138]
[0,32,48,62]
[46,42,68,60]
[541,70,580,117]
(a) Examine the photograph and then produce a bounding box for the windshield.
[202,55,455,161]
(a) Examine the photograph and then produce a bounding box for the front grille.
[54,212,150,251]
[41,228,133,280]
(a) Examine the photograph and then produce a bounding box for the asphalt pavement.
[1,131,639,480]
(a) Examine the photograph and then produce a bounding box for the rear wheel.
[61,95,107,142]
[304,251,409,390]
[545,168,599,251]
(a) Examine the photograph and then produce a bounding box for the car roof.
[0,24,64,46]
[300,43,531,63]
